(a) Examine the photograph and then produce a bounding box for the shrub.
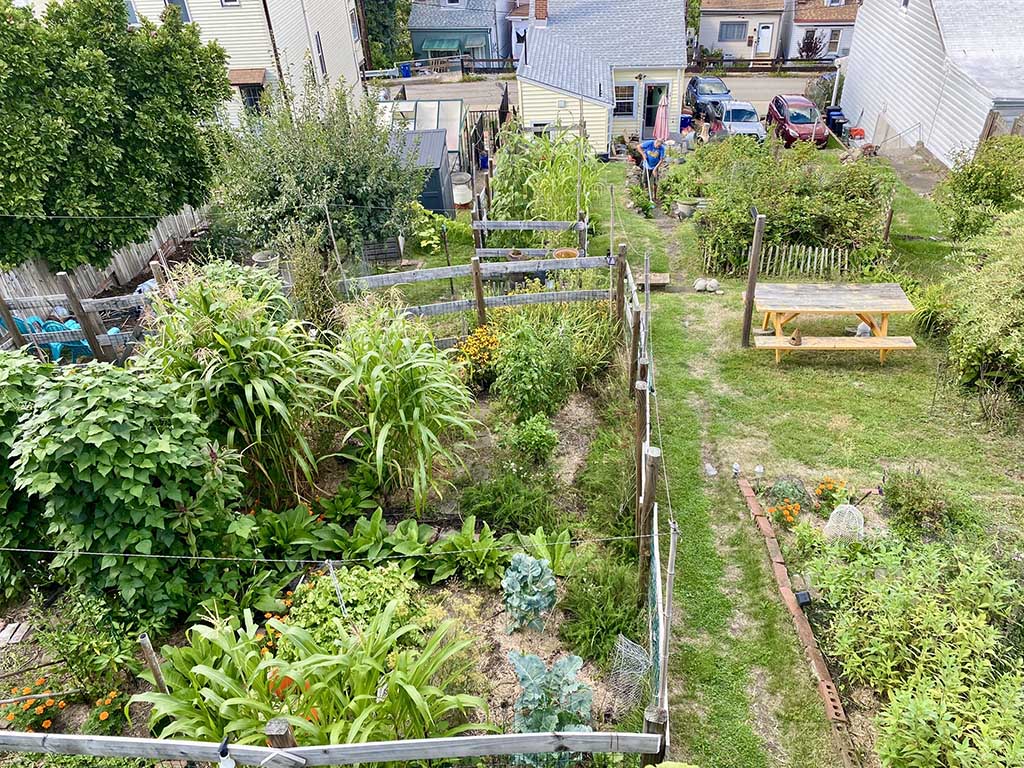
[813,475,851,516]
[767,500,802,529]
[493,323,573,422]
[326,303,474,510]
[559,549,644,666]
[517,527,574,577]
[881,469,969,540]
[143,262,321,507]
[29,587,140,699]
[135,603,486,744]
[509,652,592,732]
[0,352,51,604]
[454,324,500,390]
[629,184,654,218]
[10,363,247,622]
[503,554,557,631]
[1,677,64,732]
[911,282,955,337]
[945,210,1024,399]
[83,691,129,736]
[935,135,1024,240]
[460,472,560,534]
[430,516,512,588]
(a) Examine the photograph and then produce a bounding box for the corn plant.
[321,303,474,510]
[135,603,487,745]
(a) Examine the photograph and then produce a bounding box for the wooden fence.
[702,242,853,278]
[0,205,205,300]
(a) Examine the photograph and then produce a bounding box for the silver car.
[711,101,767,142]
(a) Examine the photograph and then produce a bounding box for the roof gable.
[930,0,1024,100]
[408,0,496,30]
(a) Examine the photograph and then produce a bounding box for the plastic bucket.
[452,172,473,206]
[252,250,280,274]
[399,62,412,78]
[680,114,693,130]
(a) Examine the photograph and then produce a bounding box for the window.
[125,0,139,24]
[614,85,635,117]
[827,29,842,53]
[901,0,910,8]
[164,0,190,22]
[723,105,758,123]
[239,84,263,112]
[315,31,327,76]
[221,0,241,6]
[826,0,844,6]
[350,9,360,43]
[718,21,747,42]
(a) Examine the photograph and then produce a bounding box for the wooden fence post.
[638,446,661,602]
[577,210,587,256]
[471,205,484,250]
[149,260,169,297]
[641,705,669,766]
[0,291,26,350]
[637,357,649,390]
[627,308,641,392]
[470,256,487,327]
[614,243,627,327]
[57,271,109,363]
[139,634,169,695]
[265,718,298,749]
[741,213,766,348]
[883,202,895,244]
[633,381,649,548]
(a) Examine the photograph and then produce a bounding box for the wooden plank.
[0,624,18,645]
[405,290,608,318]
[753,336,916,351]
[753,283,915,314]
[343,257,606,291]
[471,220,581,232]
[475,248,551,258]
[9,623,30,644]
[20,330,137,346]
[289,733,663,764]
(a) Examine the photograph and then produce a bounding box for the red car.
[766,95,828,148]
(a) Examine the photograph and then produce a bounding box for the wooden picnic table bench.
[752,282,917,364]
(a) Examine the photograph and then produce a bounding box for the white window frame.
[350,9,360,43]
[614,84,636,117]
[221,0,241,6]
[315,31,328,76]
[718,21,748,42]
[827,29,842,53]
[164,0,190,22]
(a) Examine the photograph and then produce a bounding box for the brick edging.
[737,477,861,768]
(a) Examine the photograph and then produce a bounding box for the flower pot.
[252,250,280,274]
[553,247,578,259]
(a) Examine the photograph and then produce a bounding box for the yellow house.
[516,0,687,153]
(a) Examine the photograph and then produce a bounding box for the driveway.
[717,74,817,115]
[398,78,517,110]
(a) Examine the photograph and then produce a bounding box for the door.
[644,84,667,128]
[756,23,773,55]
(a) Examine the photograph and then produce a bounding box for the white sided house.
[840,0,1024,167]
[516,0,687,153]
[697,0,785,62]
[131,0,366,123]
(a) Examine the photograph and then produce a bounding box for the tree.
[364,0,411,69]
[214,81,425,256]
[798,30,826,60]
[686,0,701,33]
[0,0,230,271]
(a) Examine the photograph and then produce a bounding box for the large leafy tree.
[0,0,230,271]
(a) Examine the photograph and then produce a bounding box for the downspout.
[298,0,319,86]
[260,0,288,102]
[355,0,371,70]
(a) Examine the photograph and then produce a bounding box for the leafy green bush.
[460,472,560,534]
[10,363,247,622]
[0,352,51,604]
[936,135,1024,240]
[559,549,644,666]
[502,554,557,631]
[326,302,474,510]
[500,414,559,464]
[143,262,321,507]
[29,587,140,699]
[911,282,955,337]
[82,691,130,736]
[945,210,1024,399]
[493,323,573,422]
[431,516,512,588]
[882,470,970,540]
[517,527,574,577]
[629,184,654,218]
[509,652,592,732]
[136,603,486,744]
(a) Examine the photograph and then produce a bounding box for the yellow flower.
[99,711,109,721]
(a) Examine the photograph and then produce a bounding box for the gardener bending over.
[640,138,665,200]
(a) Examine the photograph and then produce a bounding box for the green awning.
[464,35,487,48]
[422,38,461,52]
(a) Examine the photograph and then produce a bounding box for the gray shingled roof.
[408,0,496,30]
[516,0,686,102]
[931,0,1024,101]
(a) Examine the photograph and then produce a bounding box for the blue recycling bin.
[680,114,693,131]
[399,62,412,78]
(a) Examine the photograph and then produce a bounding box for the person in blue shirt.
[638,138,666,199]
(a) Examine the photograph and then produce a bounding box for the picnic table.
[752,282,917,364]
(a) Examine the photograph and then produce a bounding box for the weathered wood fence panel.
[343,256,607,292]
[702,242,852,278]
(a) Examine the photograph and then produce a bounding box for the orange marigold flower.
[58,702,66,709]
[10,687,17,694]
[104,698,113,706]
[45,699,55,707]
[5,713,14,722]
[95,699,103,707]
[99,711,109,721]
[26,699,36,707]
[21,687,30,695]
[34,706,44,715]
[42,720,51,729]
[34,678,45,687]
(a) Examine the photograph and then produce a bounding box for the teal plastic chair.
[45,319,121,363]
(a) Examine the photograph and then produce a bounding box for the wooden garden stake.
[577,210,588,256]
[57,271,109,362]
[469,256,487,327]
[139,633,169,695]
[471,204,483,250]
[441,224,456,299]
[265,719,298,749]
[633,381,649,542]
[638,446,661,601]
[741,213,766,348]
[883,202,894,244]
[0,291,26,350]
[627,307,641,391]
[615,243,627,327]
[323,201,343,273]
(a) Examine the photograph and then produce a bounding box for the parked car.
[766,95,828,148]
[685,76,732,120]
[708,100,766,142]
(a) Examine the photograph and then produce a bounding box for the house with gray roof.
[408,0,513,60]
[515,0,687,152]
[840,0,1024,167]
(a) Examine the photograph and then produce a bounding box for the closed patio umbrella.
[653,94,670,142]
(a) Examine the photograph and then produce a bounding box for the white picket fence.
[0,206,206,300]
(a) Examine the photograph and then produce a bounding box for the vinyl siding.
[135,0,275,69]
[840,0,995,167]
[302,0,364,96]
[698,12,783,59]
[518,80,611,154]
[787,23,854,58]
[610,67,686,139]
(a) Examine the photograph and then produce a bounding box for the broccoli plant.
[502,554,556,632]
[509,652,592,733]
